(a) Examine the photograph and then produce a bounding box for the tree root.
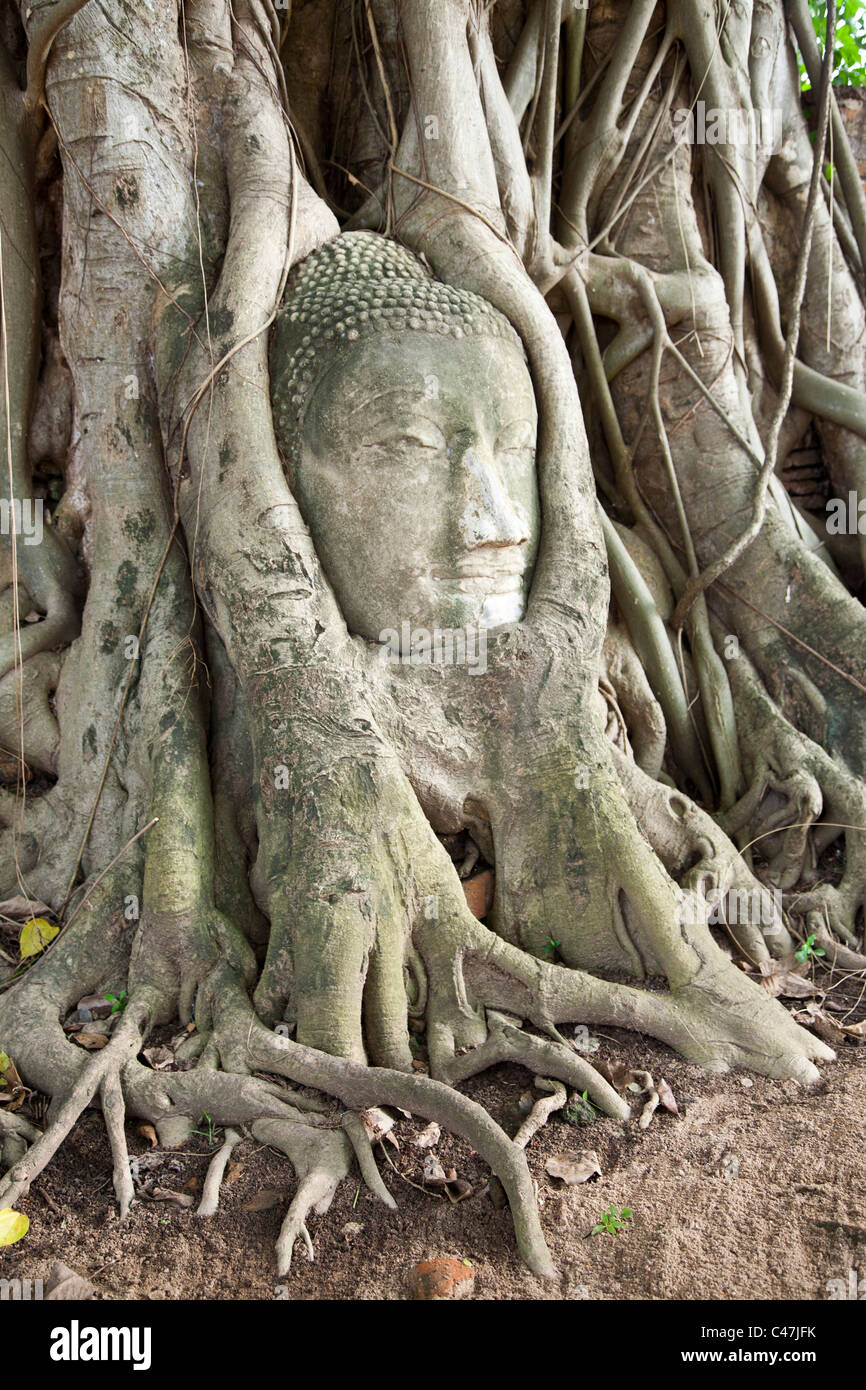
[251,1115,354,1275]
[0,1010,144,1209]
[722,652,866,949]
[513,1077,567,1151]
[197,1126,242,1218]
[0,1108,40,1171]
[437,1015,630,1120]
[102,1067,134,1220]
[341,1111,397,1211]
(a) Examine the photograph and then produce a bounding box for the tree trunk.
[0,0,862,1278]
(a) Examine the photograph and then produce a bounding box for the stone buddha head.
[270,232,539,642]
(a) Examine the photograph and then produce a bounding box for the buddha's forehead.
[307,330,536,432]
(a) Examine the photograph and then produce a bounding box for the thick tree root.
[436,1015,629,1119]
[0,1010,144,1210]
[251,1116,355,1275]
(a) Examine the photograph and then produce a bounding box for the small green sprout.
[105,989,128,1015]
[193,1112,216,1146]
[795,933,826,964]
[591,1203,632,1237]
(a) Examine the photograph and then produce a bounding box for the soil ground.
[2,968,864,1302]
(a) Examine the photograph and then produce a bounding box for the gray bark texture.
[0,0,863,1277]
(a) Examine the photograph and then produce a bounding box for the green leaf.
[0,1208,29,1246]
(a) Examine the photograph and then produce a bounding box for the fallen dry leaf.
[792,1004,848,1046]
[445,1178,472,1204]
[595,1060,632,1092]
[756,959,821,999]
[141,1046,175,1070]
[423,1156,447,1188]
[19,917,59,959]
[414,1121,441,1150]
[361,1107,395,1144]
[657,1077,679,1115]
[77,994,114,1020]
[545,1151,602,1185]
[149,1187,194,1208]
[242,1189,283,1212]
[0,1208,28,1245]
[0,1050,27,1111]
[0,896,52,922]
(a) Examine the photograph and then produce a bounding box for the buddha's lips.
[449,548,529,581]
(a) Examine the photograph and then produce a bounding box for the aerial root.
[197,1126,242,1218]
[513,1077,567,1150]
[101,1067,134,1220]
[341,1111,397,1210]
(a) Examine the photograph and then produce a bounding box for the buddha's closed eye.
[495,420,536,455]
[360,422,448,453]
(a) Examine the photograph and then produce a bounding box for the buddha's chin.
[430,584,527,632]
[479,589,525,627]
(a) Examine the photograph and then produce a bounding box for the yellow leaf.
[0,1208,29,1246]
[19,917,59,959]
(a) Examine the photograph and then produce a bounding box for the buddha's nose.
[458,445,528,548]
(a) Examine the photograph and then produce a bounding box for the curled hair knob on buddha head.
[270,230,524,459]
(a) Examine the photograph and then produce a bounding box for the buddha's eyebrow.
[344,386,429,417]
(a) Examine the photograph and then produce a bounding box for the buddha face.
[290,331,540,642]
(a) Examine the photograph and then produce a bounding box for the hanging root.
[341,1111,397,1210]
[196,1126,242,1218]
[101,1067,135,1220]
